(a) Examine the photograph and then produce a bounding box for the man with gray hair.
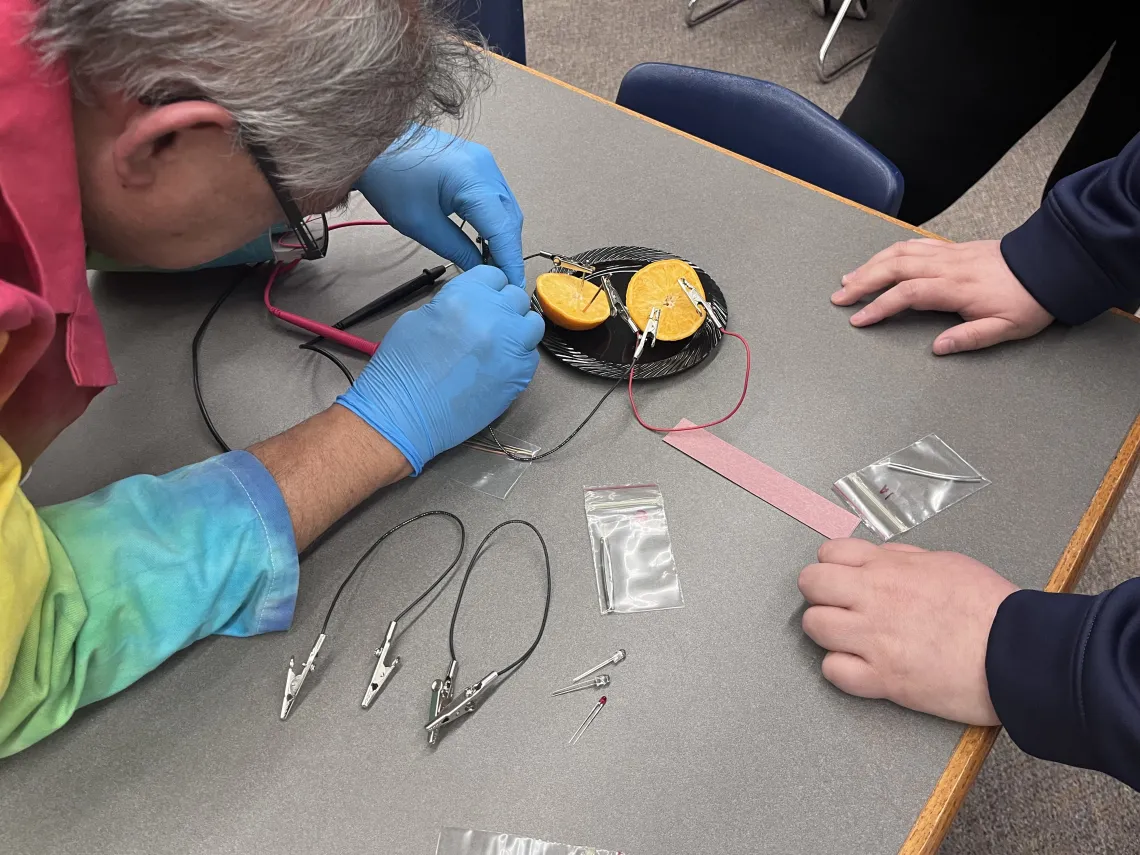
[0,0,541,755]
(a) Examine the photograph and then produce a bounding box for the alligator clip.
[678,276,726,329]
[590,273,641,336]
[428,659,459,746]
[633,307,661,360]
[281,633,325,721]
[424,671,500,733]
[534,251,596,276]
[361,620,400,709]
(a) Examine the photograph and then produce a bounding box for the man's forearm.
[250,404,412,550]
[986,580,1140,791]
[1001,129,1140,324]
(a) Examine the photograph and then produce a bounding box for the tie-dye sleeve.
[0,445,298,757]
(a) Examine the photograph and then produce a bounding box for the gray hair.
[35,0,487,202]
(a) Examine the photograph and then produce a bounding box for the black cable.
[192,268,257,453]
[485,377,623,462]
[298,341,355,384]
[299,265,449,350]
[322,510,466,634]
[193,265,355,453]
[446,520,551,677]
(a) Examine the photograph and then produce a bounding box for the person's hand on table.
[798,538,1019,725]
[832,239,1054,355]
[336,265,543,474]
[355,127,525,286]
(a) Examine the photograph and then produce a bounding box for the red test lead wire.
[263,260,380,356]
[327,219,388,232]
[627,326,752,433]
[277,219,389,250]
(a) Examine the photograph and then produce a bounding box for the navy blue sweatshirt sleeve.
[1001,130,1140,325]
[986,582,1140,790]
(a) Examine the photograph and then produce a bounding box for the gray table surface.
[6,60,1140,855]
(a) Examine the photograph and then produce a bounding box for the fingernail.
[850,309,868,325]
[934,338,956,355]
[841,273,851,284]
[830,288,846,303]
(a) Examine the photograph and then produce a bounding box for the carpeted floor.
[523,1,1140,851]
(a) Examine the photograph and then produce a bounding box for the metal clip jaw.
[361,620,400,709]
[678,277,725,329]
[428,659,458,746]
[593,273,641,336]
[281,633,326,721]
[424,670,500,733]
[633,307,661,361]
[535,251,595,276]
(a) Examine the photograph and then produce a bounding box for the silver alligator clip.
[593,273,641,335]
[678,277,725,329]
[361,620,400,709]
[424,670,500,733]
[535,251,595,276]
[633,307,661,360]
[428,659,458,746]
[281,633,325,721]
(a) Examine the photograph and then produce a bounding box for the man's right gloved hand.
[336,265,544,474]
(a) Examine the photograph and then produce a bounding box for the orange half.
[535,272,610,331]
[626,259,706,341]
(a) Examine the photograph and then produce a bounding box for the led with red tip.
[569,696,608,745]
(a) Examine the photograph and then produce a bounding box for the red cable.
[276,219,389,249]
[627,328,751,432]
[262,260,380,356]
[327,219,388,231]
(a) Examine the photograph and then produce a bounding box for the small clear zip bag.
[583,484,683,614]
[833,434,990,540]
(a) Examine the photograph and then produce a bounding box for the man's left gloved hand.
[356,127,525,287]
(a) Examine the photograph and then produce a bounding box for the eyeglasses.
[137,96,328,260]
[245,142,328,261]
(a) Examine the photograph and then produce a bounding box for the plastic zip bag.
[833,434,989,539]
[583,484,683,614]
[436,827,625,855]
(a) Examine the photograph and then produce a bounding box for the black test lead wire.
[192,267,256,454]
[193,265,354,454]
[281,510,466,720]
[425,520,552,741]
[483,378,624,462]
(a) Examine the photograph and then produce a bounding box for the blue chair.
[455,0,527,66]
[615,63,903,216]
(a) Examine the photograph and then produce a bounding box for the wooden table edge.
[487,52,1140,854]
[899,309,1140,854]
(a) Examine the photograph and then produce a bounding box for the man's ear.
[112,101,236,188]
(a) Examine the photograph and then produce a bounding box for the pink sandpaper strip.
[664,419,860,539]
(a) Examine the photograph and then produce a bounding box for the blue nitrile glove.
[355,127,525,287]
[336,266,544,474]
